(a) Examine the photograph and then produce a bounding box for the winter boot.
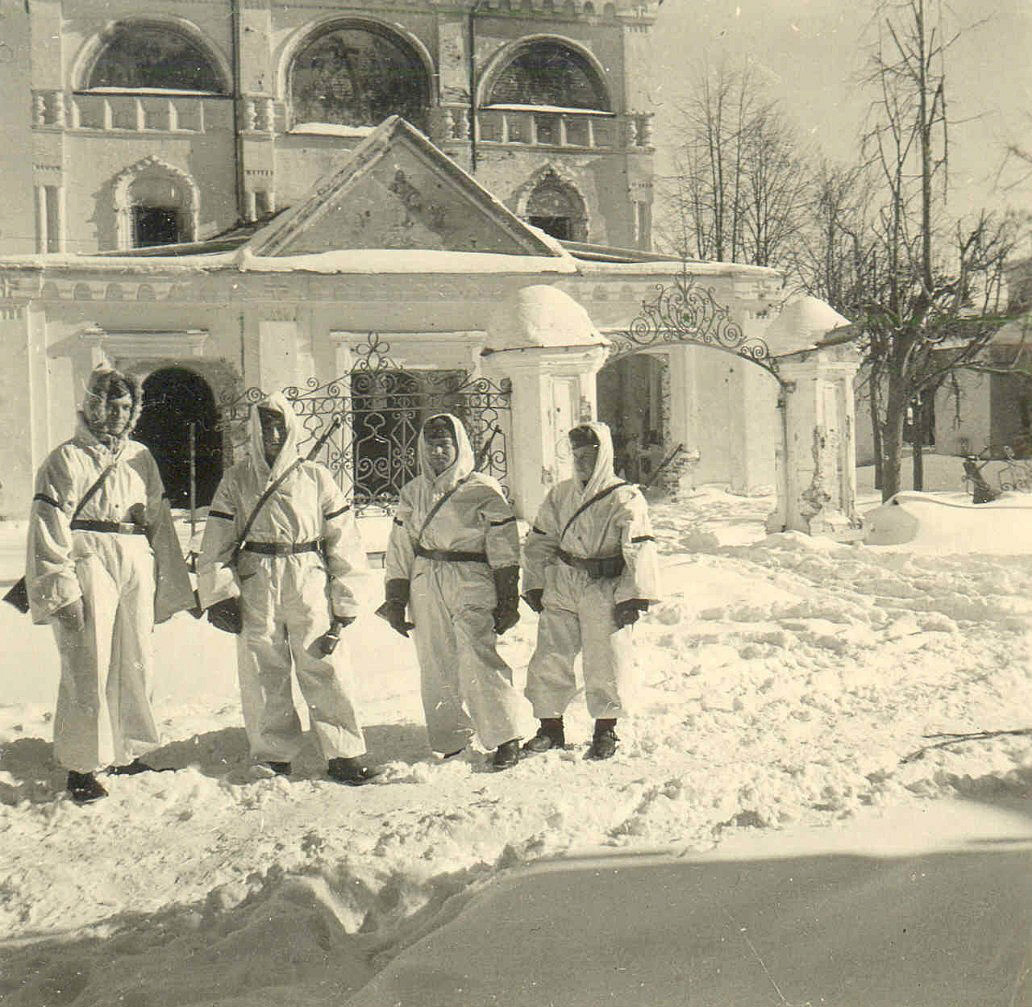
[492,739,521,771]
[264,761,292,777]
[586,720,619,761]
[67,770,108,804]
[108,758,154,776]
[522,718,565,755]
[327,756,383,786]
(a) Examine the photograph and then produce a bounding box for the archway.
[135,368,222,508]
[597,354,667,481]
[600,273,861,537]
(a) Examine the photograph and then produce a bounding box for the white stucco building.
[0,0,861,537]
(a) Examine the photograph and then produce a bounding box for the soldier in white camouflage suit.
[521,421,661,760]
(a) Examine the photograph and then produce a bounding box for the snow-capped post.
[483,285,609,520]
[766,336,862,539]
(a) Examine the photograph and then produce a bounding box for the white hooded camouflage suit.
[26,368,195,773]
[522,421,661,720]
[385,414,527,754]
[197,392,370,763]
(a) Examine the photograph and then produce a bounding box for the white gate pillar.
[482,345,605,520]
[484,284,609,519]
[767,341,861,539]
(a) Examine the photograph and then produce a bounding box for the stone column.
[767,343,862,539]
[482,345,608,520]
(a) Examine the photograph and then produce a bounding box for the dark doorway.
[135,368,222,508]
[132,206,181,248]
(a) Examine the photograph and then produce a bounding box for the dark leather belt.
[242,540,321,557]
[70,519,147,536]
[558,549,625,580]
[414,544,488,564]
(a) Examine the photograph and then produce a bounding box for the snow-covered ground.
[2,462,1032,1004]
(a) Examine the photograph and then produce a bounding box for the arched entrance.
[597,353,667,482]
[600,272,862,538]
[135,367,222,507]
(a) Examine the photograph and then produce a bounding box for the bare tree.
[849,0,1022,499]
[657,62,810,269]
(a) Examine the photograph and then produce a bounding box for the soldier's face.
[259,409,287,464]
[426,433,457,475]
[572,444,599,483]
[104,394,134,437]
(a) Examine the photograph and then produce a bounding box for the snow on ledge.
[236,247,578,275]
[289,123,375,138]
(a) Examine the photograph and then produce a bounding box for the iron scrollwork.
[219,333,511,514]
[608,270,781,379]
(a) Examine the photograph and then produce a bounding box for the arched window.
[487,41,609,111]
[86,23,226,92]
[525,175,587,241]
[288,23,430,131]
[113,156,200,249]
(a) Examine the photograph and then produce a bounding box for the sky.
[648,0,1032,217]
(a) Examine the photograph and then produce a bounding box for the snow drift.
[864,490,1032,553]
[1,486,1031,1005]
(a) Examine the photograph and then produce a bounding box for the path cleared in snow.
[0,477,1031,1004]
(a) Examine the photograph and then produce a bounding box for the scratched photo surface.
[1,1,1031,1004]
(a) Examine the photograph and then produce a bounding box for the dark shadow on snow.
[0,737,61,806]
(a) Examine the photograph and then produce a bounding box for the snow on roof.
[0,250,239,273]
[236,247,577,275]
[485,284,605,350]
[764,295,853,355]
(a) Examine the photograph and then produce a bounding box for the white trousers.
[525,565,634,720]
[237,553,365,762]
[409,558,526,753]
[53,536,158,774]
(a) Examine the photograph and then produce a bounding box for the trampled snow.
[1,477,1031,1004]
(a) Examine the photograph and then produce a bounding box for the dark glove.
[207,596,243,635]
[521,588,544,614]
[613,599,649,630]
[315,616,355,656]
[492,566,520,635]
[377,579,415,638]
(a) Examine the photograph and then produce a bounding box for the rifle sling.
[232,457,305,562]
[559,482,632,542]
[71,463,120,523]
[415,475,471,549]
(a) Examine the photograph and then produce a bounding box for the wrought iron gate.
[221,334,511,513]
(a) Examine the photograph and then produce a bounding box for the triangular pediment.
[247,117,563,258]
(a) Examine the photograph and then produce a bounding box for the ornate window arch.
[480,36,611,112]
[76,18,230,93]
[284,19,432,133]
[112,156,200,250]
[515,166,589,242]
